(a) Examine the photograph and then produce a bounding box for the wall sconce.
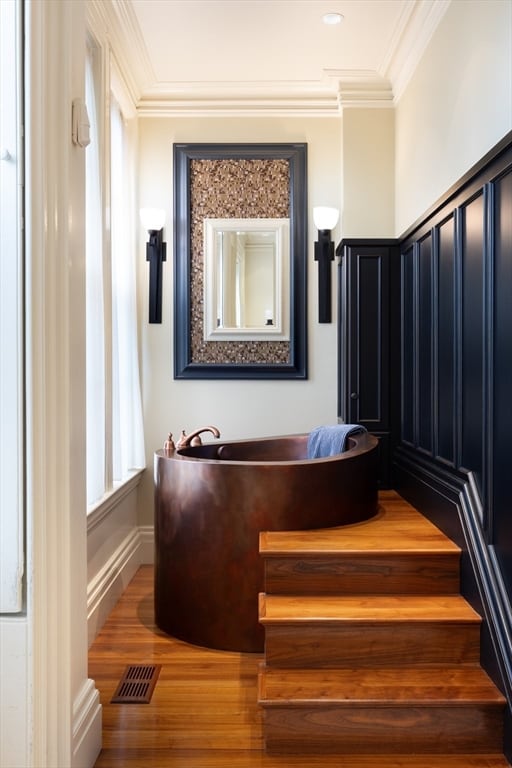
[313,206,339,323]
[140,207,166,324]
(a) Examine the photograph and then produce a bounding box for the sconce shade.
[313,206,339,231]
[140,207,166,231]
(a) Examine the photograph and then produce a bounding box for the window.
[0,0,23,612]
[85,44,144,509]
[110,98,145,483]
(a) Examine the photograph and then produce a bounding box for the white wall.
[395,0,512,234]
[137,117,343,525]
[342,107,395,238]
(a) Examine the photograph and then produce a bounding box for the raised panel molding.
[396,134,512,752]
[338,240,399,488]
[395,448,512,751]
[435,213,456,465]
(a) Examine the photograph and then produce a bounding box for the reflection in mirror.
[204,218,290,341]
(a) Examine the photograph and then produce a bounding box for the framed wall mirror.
[203,217,290,342]
[173,143,307,379]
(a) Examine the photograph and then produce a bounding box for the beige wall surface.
[137,117,343,525]
[395,0,512,234]
[342,107,395,238]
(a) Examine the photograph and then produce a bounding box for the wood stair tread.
[257,754,511,765]
[260,491,459,556]
[258,492,509,762]
[258,666,507,706]
[259,594,481,623]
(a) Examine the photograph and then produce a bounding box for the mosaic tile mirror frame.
[173,143,308,379]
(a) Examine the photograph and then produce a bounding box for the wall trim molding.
[87,528,141,646]
[87,524,154,646]
[72,679,102,767]
[459,474,512,708]
[138,525,155,565]
[384,0,451,103]
[395,448,512,717]
[87,469,144,533]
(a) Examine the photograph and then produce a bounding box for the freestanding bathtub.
[154,431,379,652]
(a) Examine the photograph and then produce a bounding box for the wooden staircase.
[258,490,510,765]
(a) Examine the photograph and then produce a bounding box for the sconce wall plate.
[314,229,335,323]
[146,228,167,324]
[313,207,338,324]
[141,208,167,324]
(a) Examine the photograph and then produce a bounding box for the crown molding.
[382,0,451,102]
[136,71,394,117]
[327,69,394,108]
[93,0,450,117]
[137,97,341,118]
[87,0,153,106]
[136,78,340,117]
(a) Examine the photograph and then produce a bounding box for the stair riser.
[264,554,460,595]
[264,624,481,667]
[263,705,504,755]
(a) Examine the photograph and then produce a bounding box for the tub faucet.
[177,426,221,448]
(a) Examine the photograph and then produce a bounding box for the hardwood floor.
[89,493,510,767]
[89,565,336,767]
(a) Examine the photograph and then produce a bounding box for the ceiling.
[99,0,450,115]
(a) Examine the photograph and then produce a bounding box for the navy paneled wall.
[493,166,512,589]
[397,135,512,739]
[400,144,512,557]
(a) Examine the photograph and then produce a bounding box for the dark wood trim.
[173,142,308,379]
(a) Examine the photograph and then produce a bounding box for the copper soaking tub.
[154,431,378,652]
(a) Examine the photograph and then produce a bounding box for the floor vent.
[111,664,161,704]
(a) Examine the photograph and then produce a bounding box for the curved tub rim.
[161,430,378,466]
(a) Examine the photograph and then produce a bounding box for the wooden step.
[244,757,512,767]
[250,757,511,767]
[258,666,506,755]
[257,493,510,762]
[259,666,507,706]
[259,594,481,667]
[260,493,460,595]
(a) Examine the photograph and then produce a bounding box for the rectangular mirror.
[203,217,290,342]
[173,142,307,379]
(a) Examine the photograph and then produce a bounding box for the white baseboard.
[138,524,155,564]
[87,528,141,646]
[87,525,155,646]
[72,679,102,768]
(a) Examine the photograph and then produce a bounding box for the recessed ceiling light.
[322,12,344,25]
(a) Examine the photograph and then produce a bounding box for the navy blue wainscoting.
[395,133,512,759]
